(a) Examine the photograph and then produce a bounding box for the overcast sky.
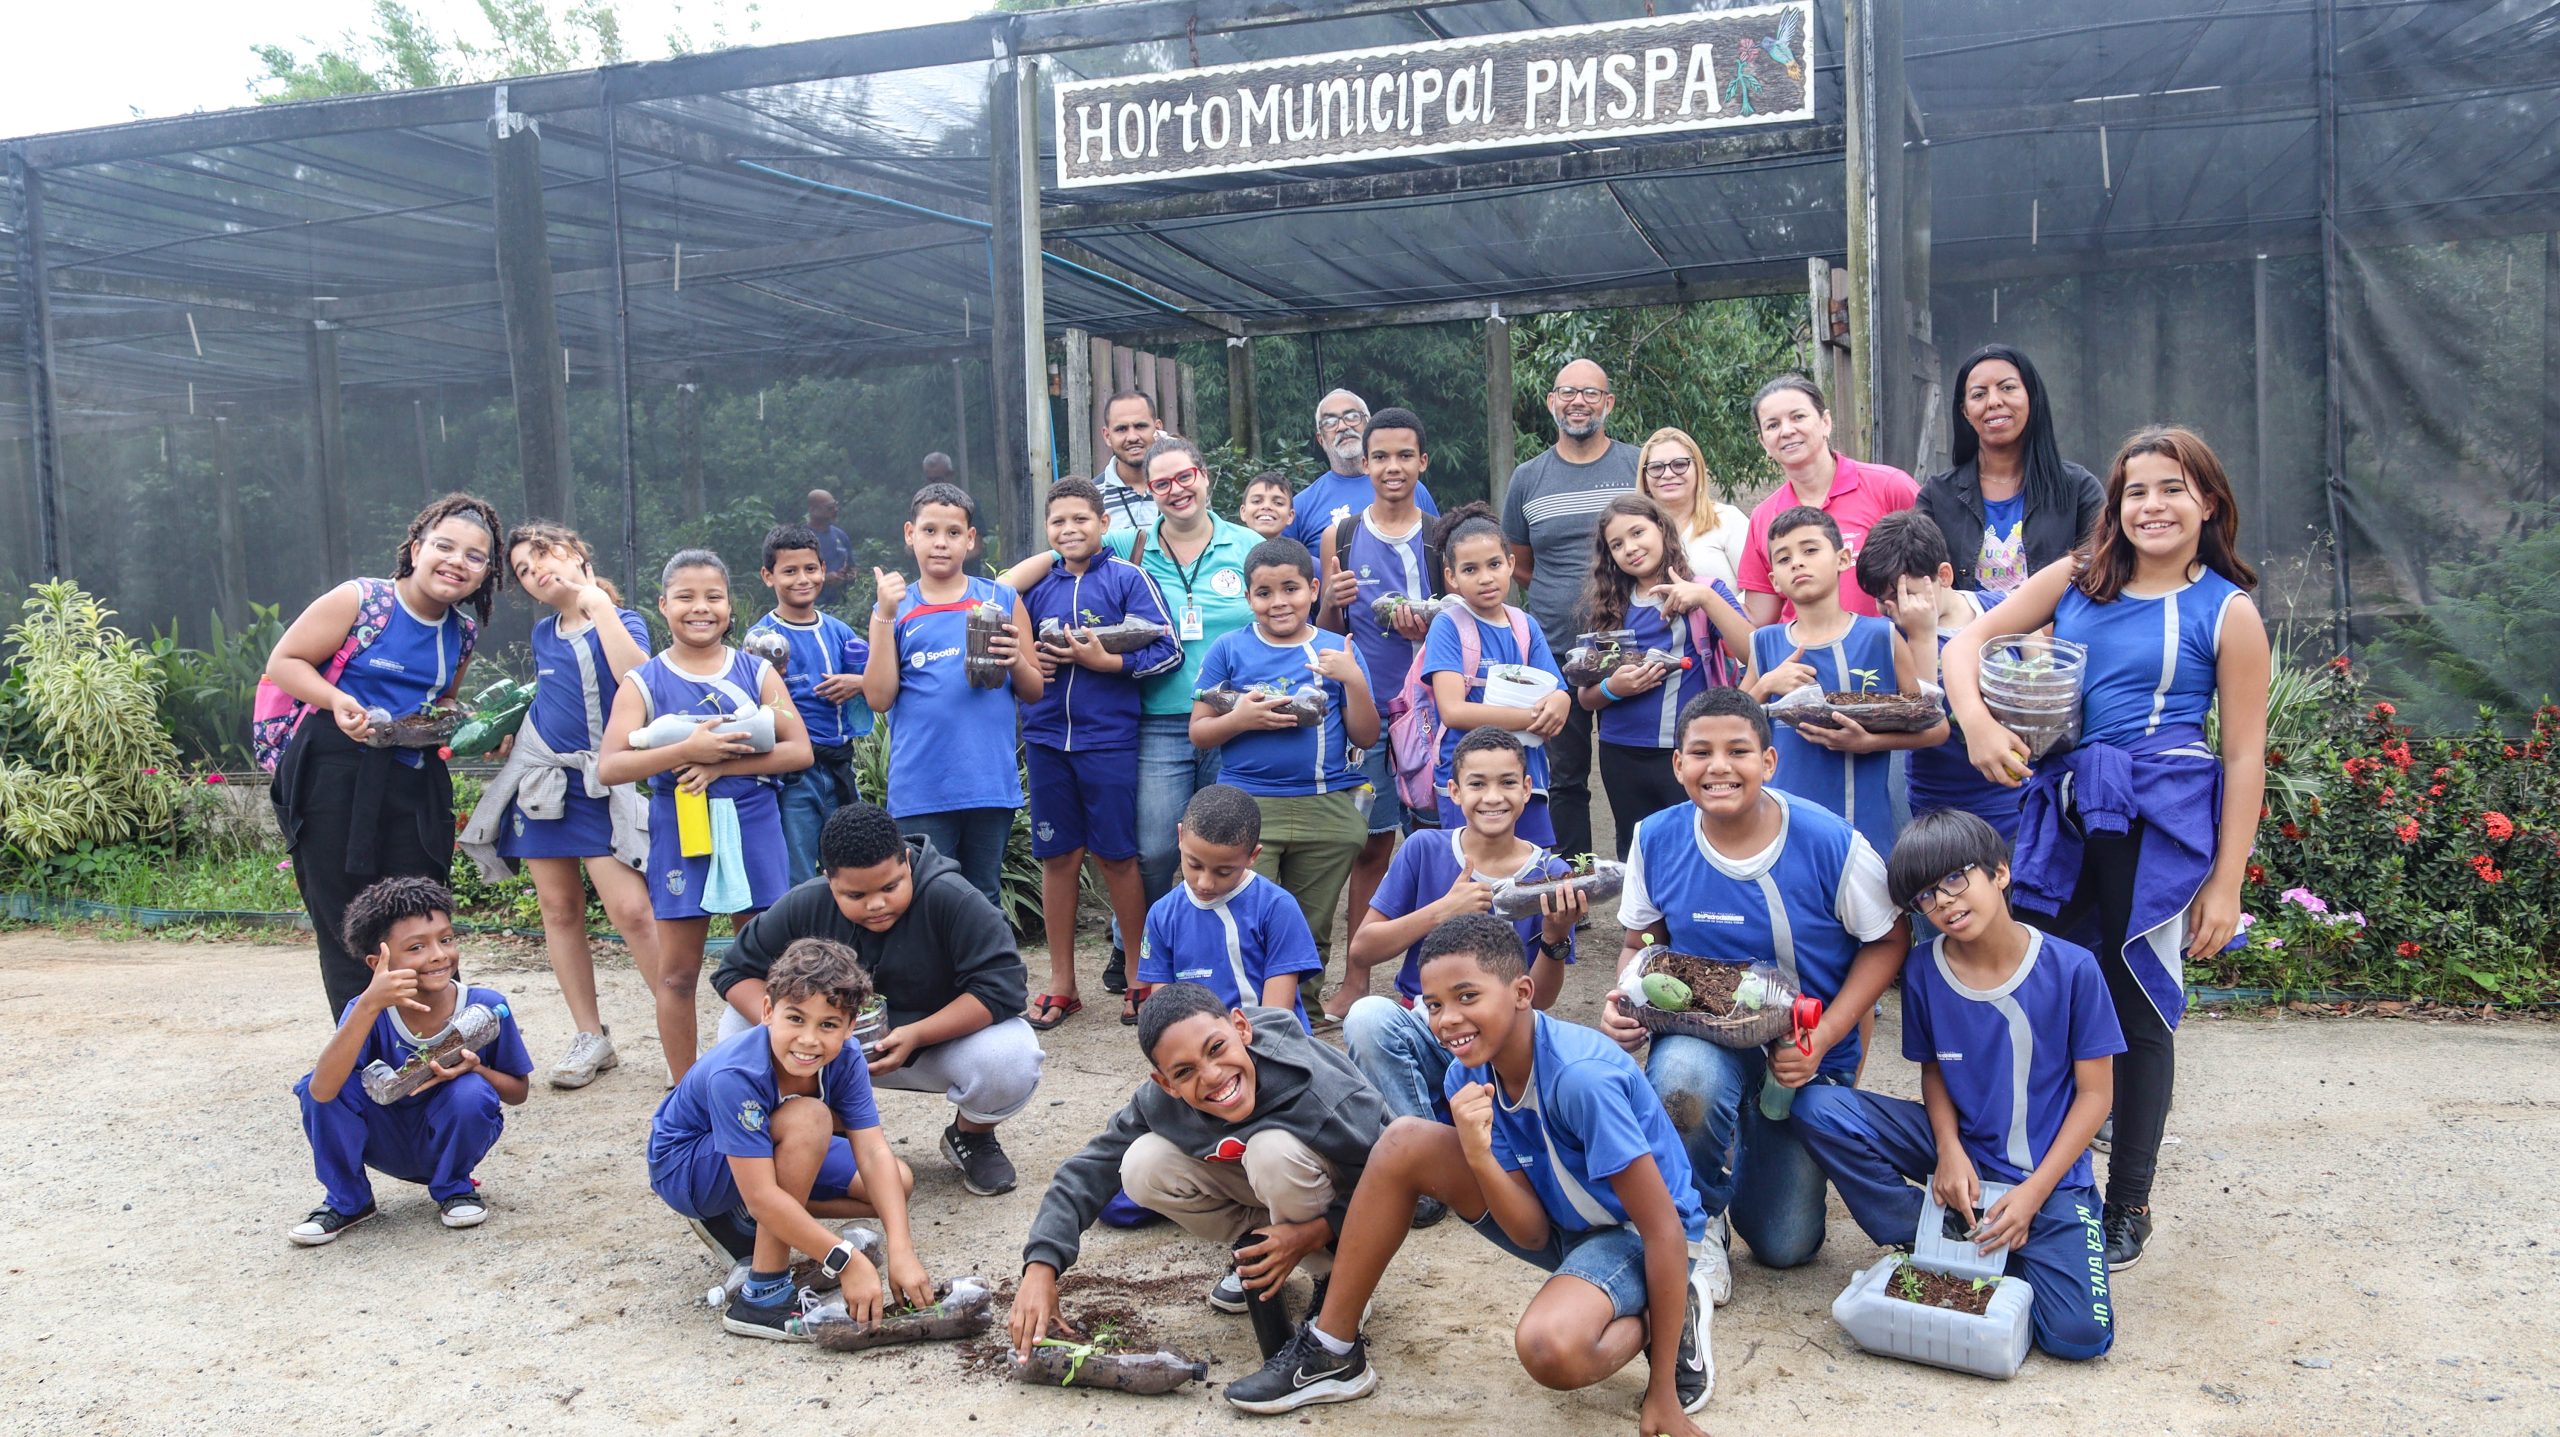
[0,0,988,140]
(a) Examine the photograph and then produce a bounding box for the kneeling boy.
[1008,983,1390,1353]
[1227,916,1715,1437]
[1791,809,2121,1357]
[1137,784,1325,1027]
[291,876,532,1245]
[649,938,932,1340]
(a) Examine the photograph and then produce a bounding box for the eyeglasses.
[1147,466,1204,493]
[422,535,492,571]
[1643,457,1694,478]
[1317,409,1369,431]
[1908,864,1981,915]
[1550,386,1613,402]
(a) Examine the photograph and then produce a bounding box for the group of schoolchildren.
[287,395,2268,1437]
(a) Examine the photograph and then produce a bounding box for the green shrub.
[0,581,182,859]
[149,604,286,771]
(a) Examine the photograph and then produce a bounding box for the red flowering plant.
[2217,658,2559,1003]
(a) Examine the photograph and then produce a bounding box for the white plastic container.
[1831,1257,2034,1380]
[1913,1182,2015,1282]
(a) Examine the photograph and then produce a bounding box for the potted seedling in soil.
[999,1298,1210,1395]
[852,999,890,1056]
[1558,629,1639,687]
[1370,593,1456,627]
[807,1276,998,1351]
[1487,855,1627,920]
[1764,666,1943,735]
[1198,682,1327,726]
[361,701,464,751]
[1621,947,1810,1049]
[1831,1246,2035,1379]
[964,600,1013,688]
[1038,609,1171,654]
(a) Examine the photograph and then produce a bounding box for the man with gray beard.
[1497,359,1640,861]
[1285,387,1438,550]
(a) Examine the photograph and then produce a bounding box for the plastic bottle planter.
[965,601,1013,688]
[852,1001,890,1057]
[1978,634,2088,761]
[1765,681,1944,735]
[628,706,777,754]
[1557,629,1638,687]
[742,628,792,674]
[1036,615,1171,654]
[1194,682,1329,727]
[1832,1257,2034,1380]
[1370,593,1457,627]
[1623,946,1803,1049]
[708,1225,881,1309]
[1487,859,1626,920]
[439,677,538,759]
[1915,1182,2015,1282]
[1011,1344,1211,1394]
[360,704,463,751]
[359,1002,509,1104]
[1561,644,1698,689]
[806,1276,997,1351]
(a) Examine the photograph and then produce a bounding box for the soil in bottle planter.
[1037,615,1171,654]
[969,1277,1210,1396]
[1628,948,1806,1049]
[1487,859,1626,920]
[361,703,463,751]
[965,601,1013,688]
[1193,682,1326,725]
[807,1276,997,1351]
[1765,683,1943,734]
[742,627,792,674]
[1885,1257,1998,1316]
[1370,593,1457,628]
[360,1002,511,1104]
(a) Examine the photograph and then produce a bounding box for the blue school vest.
[631,648,778,801]
[2053,569,2244,749]
[1754,616,1899,855]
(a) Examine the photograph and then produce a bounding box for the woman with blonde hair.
[1636,426,1753,590]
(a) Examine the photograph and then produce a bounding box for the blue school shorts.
[1025,742,1139,862]
[648,1119,862,1221]
[1467,1215,1655,1320]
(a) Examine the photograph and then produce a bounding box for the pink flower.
[275,858,293,872]
[2279,887,2328,915]
[204,772,227,784]
[141,767,159,776]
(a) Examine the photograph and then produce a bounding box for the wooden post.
[2253,254,2277,571]
[1484,309,1515,514]
[211,413,245,628]
[1062,326,1094,481]
[951,358,974,489]
[488,102,576,526]
[304,321,351,585]
[677,378,704,522]
[985,50,1047,552]
[1155,354,1182,436]
[1810,260,1857,449]
[413,398,435,501]
[1842,0,1896,462]
[602,93,641,591]
[1177,363,1198,448]
[1225,337,1259,458]
[2544,233,2560,529]
[1110,343,1135,400]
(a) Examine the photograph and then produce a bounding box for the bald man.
[805,487,855,609]
[922,452,955,484]
[1497,359,1639,862]
[1283,387,1437,551]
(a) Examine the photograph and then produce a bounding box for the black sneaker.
[1410,1195,1449,1229]
[287,1201,376,1247]
[941,1123,1018,1196]
[2103,1205,2152,1270]
[686,1208,759,1264]
[722,1285,820,1342]
[1103,946,1128,994]
[437,1192,488,1229]
[1663,1258,1715,1413]
[1224,1319,1377,1414]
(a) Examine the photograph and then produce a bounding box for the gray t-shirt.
[1499,439,1641,647]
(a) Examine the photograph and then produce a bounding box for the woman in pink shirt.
[1736,375,1919,623]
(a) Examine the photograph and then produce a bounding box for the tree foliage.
[248,0,731,102]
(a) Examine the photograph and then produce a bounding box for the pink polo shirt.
[1738,453,1920,619]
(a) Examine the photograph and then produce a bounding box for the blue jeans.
[779,764,855,885]
[1644,1033,1833,1268]
[1792,1085,2115,1359]
[1135,713,1223,905]
[902,807,1014,909]
[1467,1214,1659,1320]
[1344,996,1446,1122]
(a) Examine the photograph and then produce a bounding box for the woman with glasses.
[262,494,506,1015]
[1636,426,1752,591]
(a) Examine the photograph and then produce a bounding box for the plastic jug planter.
[1037,615,1171,654]
[807,1276,997,1351]
[1831,1181,2033,1379]
[1369,593,1457,627]
[1561,639,1697,689]
[1012,1343,1211,1394]
[852,1001,890,1057]
[360,1002,509,1104]
[1487,859,1626,920]
[1978,635,2088,761]
[360,703,463,751]
[742,627,792,673]
[1623,947,1806,1048]
[438,677,537,759]
[628,706,777,754]
[1765,682,1943,735]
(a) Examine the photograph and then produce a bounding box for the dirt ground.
[4,925,2556,1437]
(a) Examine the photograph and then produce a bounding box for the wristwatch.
[819,1240,856,1281]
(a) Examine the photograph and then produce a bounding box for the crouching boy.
[1227,916,1716,1437]
[1790,809,2121,1358]
[648,938,932,1341]
[290,876,532,1246]
[1010,983,1388,1352]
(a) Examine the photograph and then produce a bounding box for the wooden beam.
[489,109,575,526]
[1484,310,1514,516]
[1243,267,1809,336]
[1842,0,1880,460]
[8,149,64,575]
[951,358,974,492]
[16,72,603,170]
[1014,59,1053,513]
[1062,326,1094,481]
[211,414,245,628]
[602,99,641,590]
[1225,336,1258,459]
[986,58,1033,549]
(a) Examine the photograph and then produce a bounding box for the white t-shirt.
[1679,503,1754,591]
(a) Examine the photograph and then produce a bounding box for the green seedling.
[1895,1259,1927,1304]
[1848,667,1882,694]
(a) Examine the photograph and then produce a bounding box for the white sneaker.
[1676,1258,1717,1412]
[1698,1214,1734,1308]
[549,1028,619,1089]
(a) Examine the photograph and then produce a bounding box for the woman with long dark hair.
[263,494,504,1016]
[1916,344,2106,594]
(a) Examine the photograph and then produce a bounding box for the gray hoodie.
[1021,1006,1390,1274]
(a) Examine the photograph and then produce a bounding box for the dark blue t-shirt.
[1901,929,2125,1188]
[647,1022,881,1167]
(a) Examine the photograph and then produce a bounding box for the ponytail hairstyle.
[1430,500,1506,582]
[1578,493,1695,633]
[2078,425,2258,603]
[397,493,505,625]
[506,519,622,607]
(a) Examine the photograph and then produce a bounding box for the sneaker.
[2103,1205,2152,1270]
[2092,1115,2114,1154]
[1698,1214,1734,1308]
[1410,1195,1449,1229]
[1209,1269,1250,1313]
[439,1192,488,1229]
[687,1209,758,1264]
[1224,1319,1378,1414]
[1103,946,1128,994]
[1304,1276,1374,1331]
[722,1285,823,1342]
[941,1124,1017,1196]
[549,1028,619,1089]
[287,1202,376,1247]
[1663,1258,1715,1413]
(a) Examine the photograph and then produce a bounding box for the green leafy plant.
[149,603,287,770]
[1894,1259,1926,1303]
[1847,667,1882,694]
[0,581,182,859]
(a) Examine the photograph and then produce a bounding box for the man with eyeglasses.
[1283,389,1438,551]
[1091,389,1165,534]
[1498,359,1641,860]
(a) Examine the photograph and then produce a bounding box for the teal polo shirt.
[1104,516,1260,715]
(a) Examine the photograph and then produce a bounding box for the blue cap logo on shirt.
[736,1099,767,1134]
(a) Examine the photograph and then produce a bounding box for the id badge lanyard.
[1163,521,1213,641]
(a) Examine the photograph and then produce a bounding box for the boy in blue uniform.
[1020,477,1182,1029]
[755,523,874,883]
[1599,689,1910,1302]
[649,937,934,1341]
[1228,916,1715,1434]
[290,877,532,1245]
[1792,809,2121,1358]
[1743,506,1946,855]
[1852,511,2022,841]
[1139,784,1325,1029]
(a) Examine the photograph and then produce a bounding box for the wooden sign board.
[1053,2,1816,189]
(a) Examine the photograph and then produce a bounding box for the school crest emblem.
[737,1099,767,1134]
[666,869,688,897]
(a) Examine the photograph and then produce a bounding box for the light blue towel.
[702,796,752,914]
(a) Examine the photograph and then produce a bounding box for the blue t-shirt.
[1020,554,1182,752]
[1421,608,1563,792]
[1901,929,2126,1188]
[1618,793,1900,1077]
[814,524,855,605]
[630,647,780,802]
[1910,591,2022,839]
[1976,492,2029,593]
[1368,827,1576,1000]
[1287,472,1439,552]
[1194,626,1364,797]
[527,608,651,755]
[1332,509,1435,701]
[887,576,1026,818]
[328,983,534,1108]
[1444,1012,1708,1241]
[1137,871,1323,1027]
[1753,615,1901,856]
[749,610,873,748]
[2052,569,2245,750]
[647,1022,881,1167]
[1590,598,1720,751]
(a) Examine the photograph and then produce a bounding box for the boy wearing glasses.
[1596,689,1908,1299]
[1791,808,2121,1356]
[1286,388,1439,551]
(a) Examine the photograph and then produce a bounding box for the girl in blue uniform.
[1944,425,2269,1271]
[1572,494,1754,856]
[601,549,813,1083]
[264,493,503,1017]
[1421,503,1571,844]
[499,521,664,1089]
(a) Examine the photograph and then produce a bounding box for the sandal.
[1120,986,1153,1025]
[1024,994,1084,1031]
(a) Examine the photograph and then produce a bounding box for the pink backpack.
[249,579,477,771]
[1387,605,1533,815]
